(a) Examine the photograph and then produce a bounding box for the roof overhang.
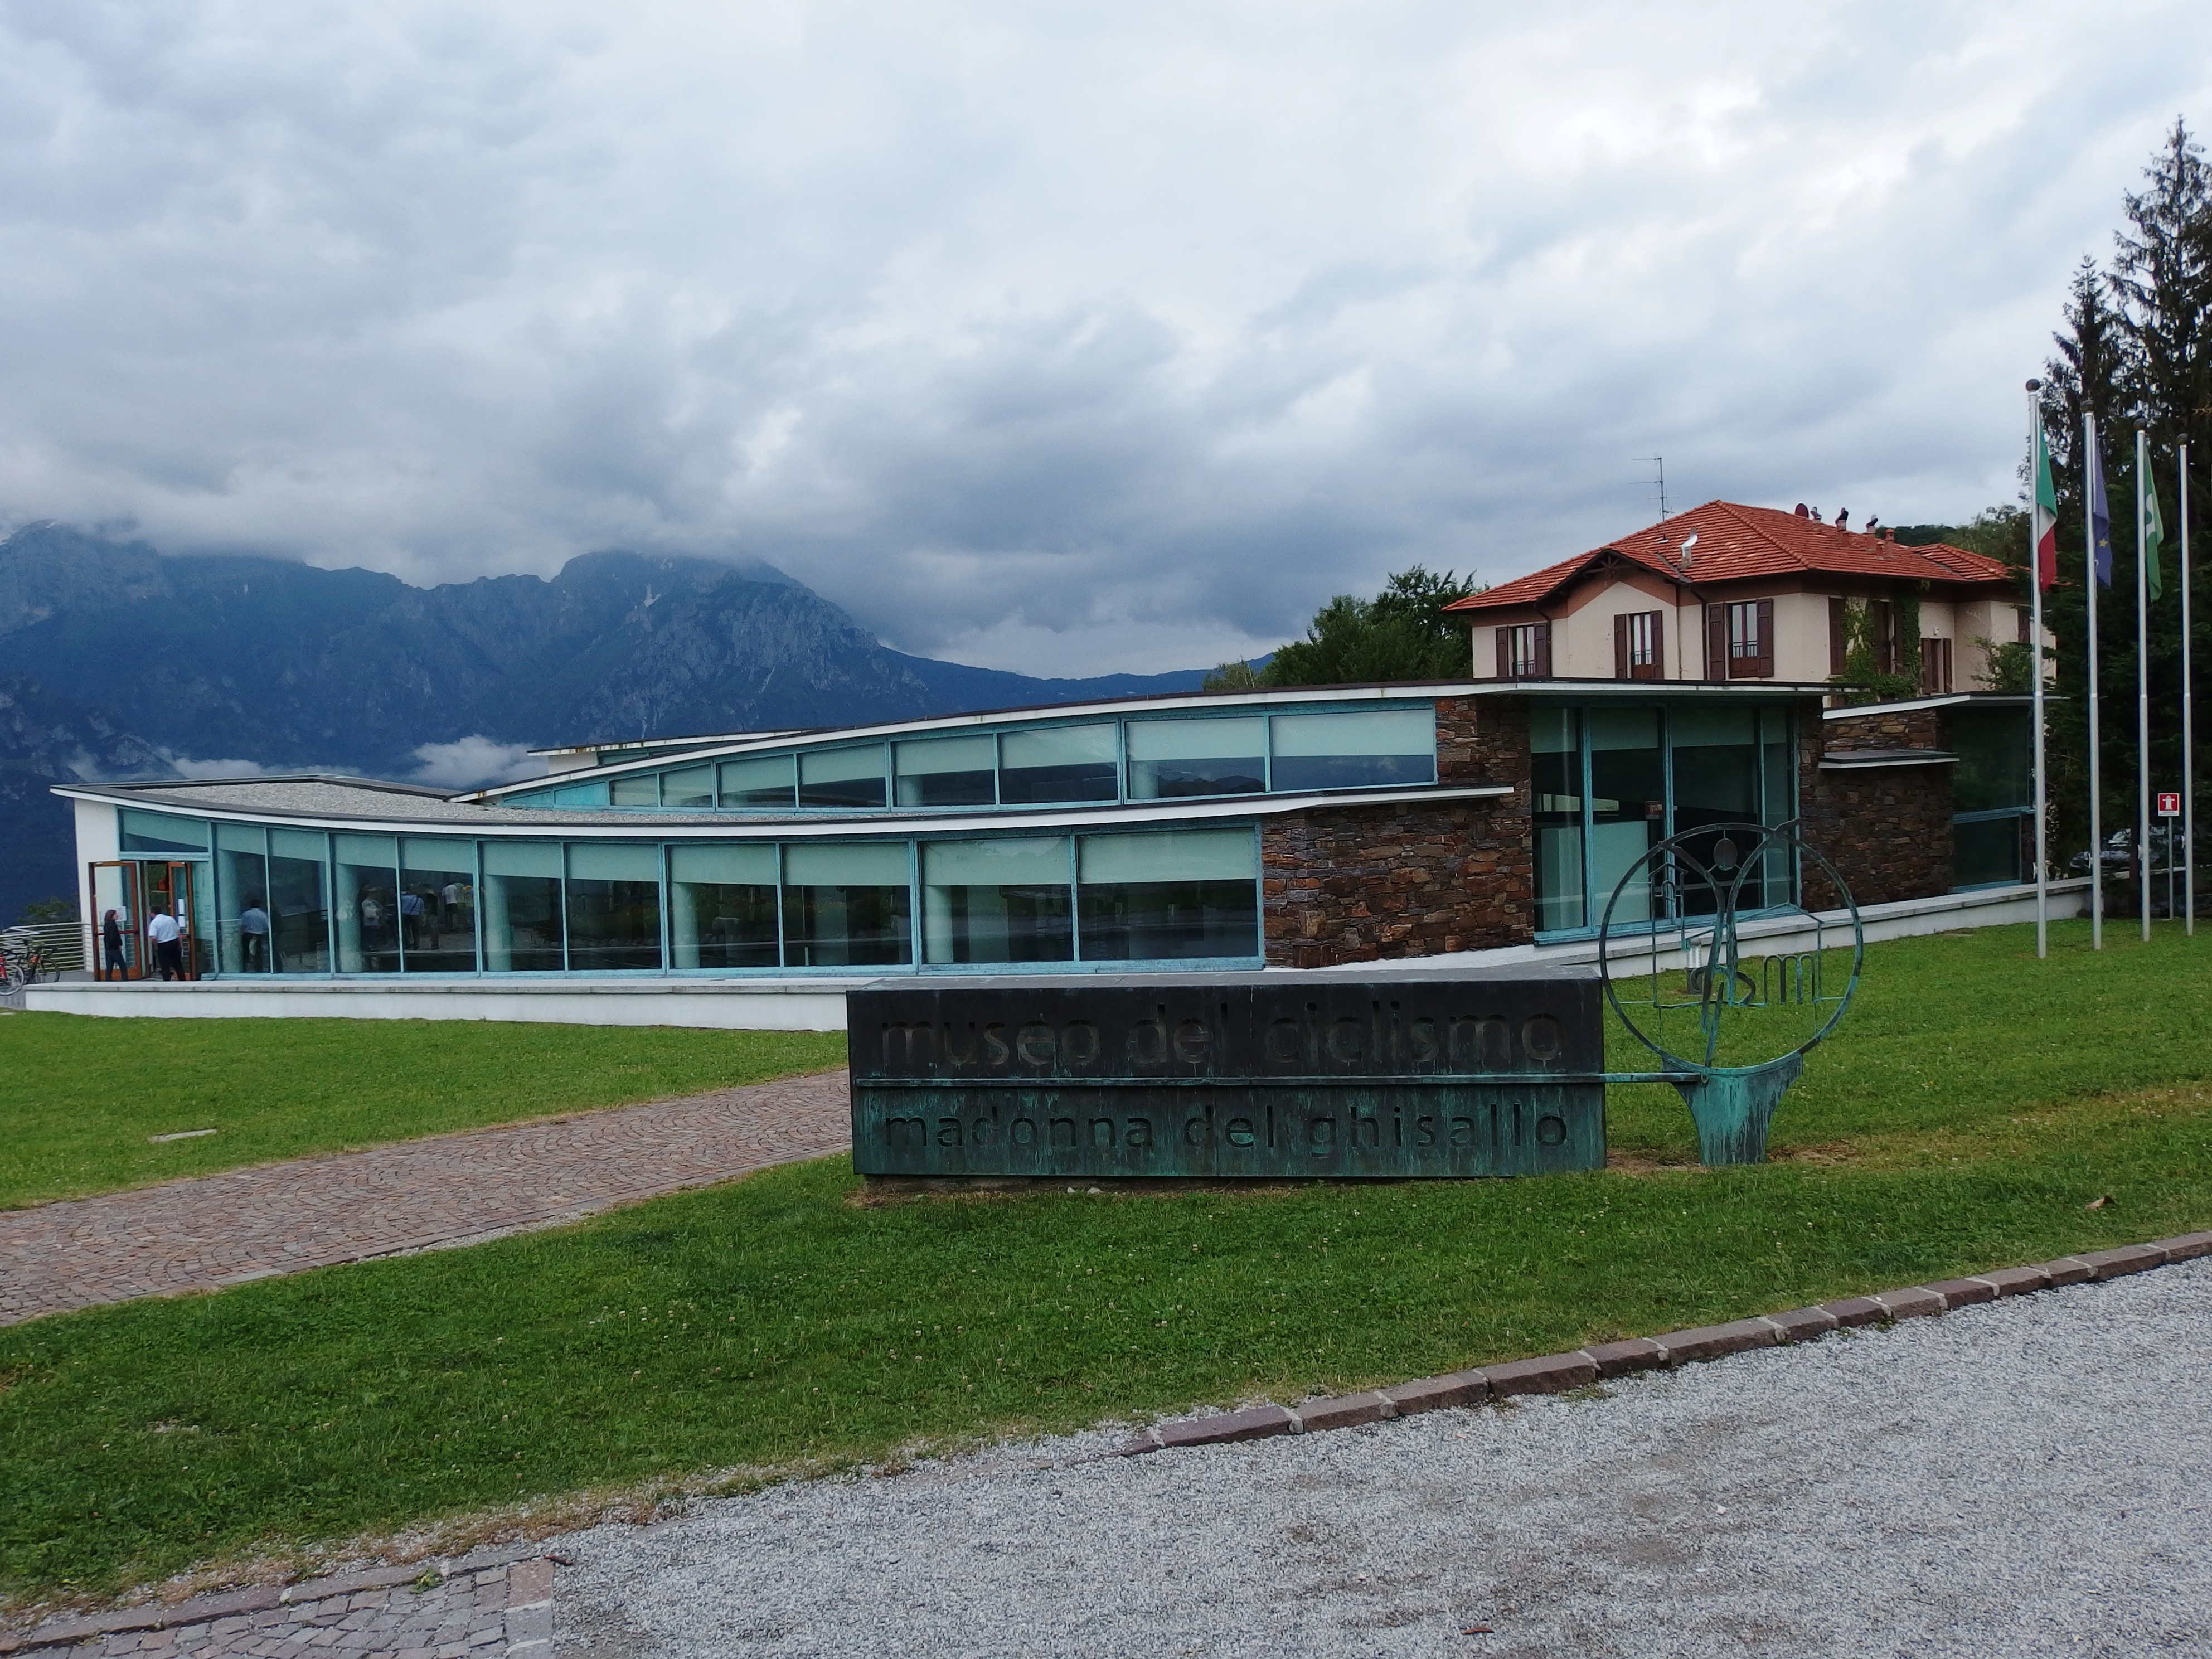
[52,781,1515,840]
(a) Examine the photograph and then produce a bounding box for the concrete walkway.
[0,1070,851,1325]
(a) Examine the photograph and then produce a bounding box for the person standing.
[101,908,127,981]
[239,895,271,971]
[146,905,185,982]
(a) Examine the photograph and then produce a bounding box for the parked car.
[2068,823,2208,878]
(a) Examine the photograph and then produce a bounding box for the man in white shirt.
[146,906,185,981]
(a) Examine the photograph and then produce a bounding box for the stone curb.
[0,1542,560,1656]
[1112,1229,2212,1459]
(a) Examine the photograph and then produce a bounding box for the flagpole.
[2138,427,2153,943]
[2185,444,2196,937]
[2088,411,2103,950]
[2029,381,2049,958]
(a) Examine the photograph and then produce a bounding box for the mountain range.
[0,524,1206,923]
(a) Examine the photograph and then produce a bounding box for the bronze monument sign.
[849,968,1605,1181]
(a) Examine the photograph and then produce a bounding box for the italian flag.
[2032,419,2059,590]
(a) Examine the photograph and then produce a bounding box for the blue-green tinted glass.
[896,735,997,808]
[1000,724,1118,803]
[610,773,661,808]
[1530,707,1584,932]
[720,755,797,809]
[782,841,911,965]
[1076,828,1258,959]
[565,842,662,971]
[1268,709,1435,791]
[1126,719,1266,799]
[268,827,331,974]
[120,809,208,855]
[214,822,270,974]
[334,832,400,973]
[670,843,779,968]
[662,765,716,808]
[921,837,1072,963]
[798,747,887,809]
[481,841,564,971]
[399,837,477,973]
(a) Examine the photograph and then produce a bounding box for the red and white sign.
[2157,792,2182,818]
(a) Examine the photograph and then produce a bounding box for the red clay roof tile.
[1445,501,2011,614]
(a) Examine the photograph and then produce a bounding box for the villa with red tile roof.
[1446,501,2026,693]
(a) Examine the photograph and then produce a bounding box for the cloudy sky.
[2,1,2208,676]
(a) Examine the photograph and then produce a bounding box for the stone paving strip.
[1114,1231,2212,1454]
[0,1070,851,1325]
[0,1551,555,1659]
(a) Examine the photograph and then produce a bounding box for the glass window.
[1954,816,2025,887]
[798,746,887,809]
[610,773,661,808]
[120,809,209,855]
[670,843,779,968]
[269,827,330,974]
[1531,707,1584,932]
[400,837,478,973]
[515,781,610,808]
[1670,707,1760,915]
[214,822,271,974]
[334,832,401,973]
[896,735,997,808]
[999,724,1119,804]
[1077,828,1258,960]
[662,765,716,809]
[1759,706,1796,905]
[922,837,1073,964]
[721,754,797,808]
[566,842,663,971]
[1588,707,1662,925]
[1126,718,1267,799]
[1269,709,1435,793]
[482,841,565,971]
[1951,708,2032,813]
[782,841,911,966]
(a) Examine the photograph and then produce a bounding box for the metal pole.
[2186,445,2196,936]
[2088,412,2103,949]
[2030,382,2049,957]
[2138,426,2152,942]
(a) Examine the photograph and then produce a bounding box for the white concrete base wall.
[22,880,2088,1028]
[24,978,857,1030]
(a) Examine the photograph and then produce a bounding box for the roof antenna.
[1652,456,1668,521]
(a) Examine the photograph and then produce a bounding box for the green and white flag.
[2146,467,2167,600]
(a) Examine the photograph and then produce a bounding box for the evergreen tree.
[1261,566,1481,686]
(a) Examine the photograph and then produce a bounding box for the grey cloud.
[1,1,2208,677]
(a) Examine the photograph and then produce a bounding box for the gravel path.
[550,1257,2212,1658]
[0,1070,850,1324]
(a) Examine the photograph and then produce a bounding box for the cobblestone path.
[0,1553,556,1659]
[0,1070,850,1325]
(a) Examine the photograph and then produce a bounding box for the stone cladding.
[1797,709,1953,908]
[1262,697,1534,968]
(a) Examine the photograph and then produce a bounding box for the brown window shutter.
[1828,597,1847,676]
[1706,607,1726,680]
[1534,620,1553,677]
[1648,612,1665,680]
[1614,613,1629,680]
[1495,627,1511,678]
[1754,599,1774,677]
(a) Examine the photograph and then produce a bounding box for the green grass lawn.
[2,920,2210,1603]
[0,1017,848,1210]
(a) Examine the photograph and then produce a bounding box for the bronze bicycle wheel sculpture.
[1598,822,1862,1165]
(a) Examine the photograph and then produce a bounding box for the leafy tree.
[1201,658,1264,691]
[1262,566,1481,687]
[16,896,78,926]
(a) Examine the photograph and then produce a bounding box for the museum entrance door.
[87,861,144,979]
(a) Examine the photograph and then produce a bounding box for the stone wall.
[1821,705,1942,752]
[1796,719,1954,908]
[1262,697,1535,967]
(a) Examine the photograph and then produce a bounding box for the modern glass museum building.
[57,682,2035,984]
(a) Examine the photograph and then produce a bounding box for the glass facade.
[508,704,1437,813]
[1532,702,1797,937]
[106,815,1266,975]
[922,837,1073,963]
[1949,706,2034,888]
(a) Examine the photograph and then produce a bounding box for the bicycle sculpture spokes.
[1598,822,1863,1165]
